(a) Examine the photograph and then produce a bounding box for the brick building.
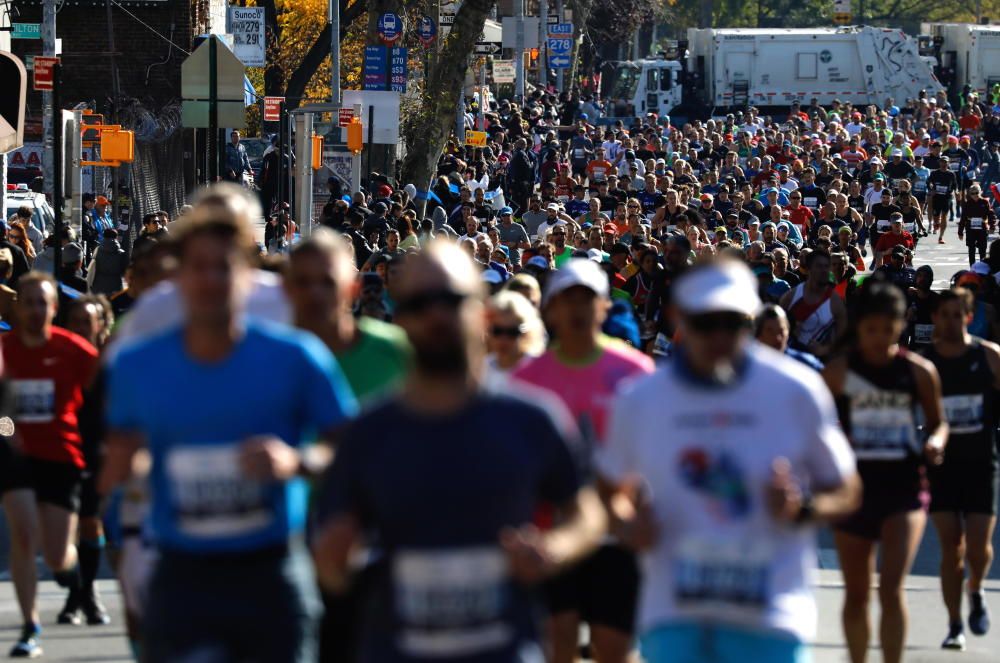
[7,0,228,221]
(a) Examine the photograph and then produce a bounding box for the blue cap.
[527,255,550,270]
[783,140,792,146]
[762,187,778,196]
[580,113,589,120]
[499,206,513,215]
[777,165,789,171]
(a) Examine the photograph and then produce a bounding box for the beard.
[411,330,470,377]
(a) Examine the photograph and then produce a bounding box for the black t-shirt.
[318,391,584,663]
[928,169,957,197]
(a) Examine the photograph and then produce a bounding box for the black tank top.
[839,350,924,494]
[922,339,997,464]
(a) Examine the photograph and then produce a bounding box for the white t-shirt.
[107,270,291,362]
[596,342,855,641]
[535,219,566,240]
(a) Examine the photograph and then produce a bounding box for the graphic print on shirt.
[393,546,512,658]
[165,444,274,538]
[844,371,918,460]
[673,445,770,613]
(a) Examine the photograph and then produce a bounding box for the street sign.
[548,55,571,69]
[0,52,27,152]
[474,42,502,56]
[263,96,283,122]
[440,0,460,35]
[501,17,539,49]
[11,23,41,40]
[833,12,852,24]
[417,16,437,47]
[364,45,387,91]
[33,56,58,91]
[548,22,573,36]
[465,130,487,147]
[338,108,355,127]
[227,6,266,67]
[493,59,515,84]
[180,36,247,128]
[389,47,408,93]
[377,12,403,45]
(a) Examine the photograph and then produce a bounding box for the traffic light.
[0,51,27,153]
[311,135,323,170]
[101,128,135,163]
[347,118,363,154]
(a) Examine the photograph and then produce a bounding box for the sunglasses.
[490,324,526,339]
[686,312,749,334]
[552,232,566,237]
[395,289,466,316]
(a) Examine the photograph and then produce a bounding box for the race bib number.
[165,444,273,538]
[943,394,984,435]
[903,222,916,233]
[876,219,891,232]
[849,393,918,460]
[394,547,512,657]
[970,218,984,230]
[913,181,927,193]
[12,379,55,424]
[914,323,934,345]
[803,197,817,208]
[936,185,950,194]
[950,161,961,171]
[674,536,772,616]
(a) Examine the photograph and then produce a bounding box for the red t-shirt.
[875,232,915,264]
[3,327,98,468]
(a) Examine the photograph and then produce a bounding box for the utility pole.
[42,0,56,199]
[330,0,341,106]
[515,0,524,100]
[538,0,547,90]
[555,0,564,92]
[105,0,122,244]
[52,63,62,276]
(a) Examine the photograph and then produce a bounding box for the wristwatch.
[795,493,816,525]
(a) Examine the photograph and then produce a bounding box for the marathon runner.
[922,287,1000,650]
[1,272,100,658]
[99,185,358,663]
[597,259,860,663]
[928,155,958,243]
[312,242,606,663]
[779,249,848,360]
[823,281,948,663]
[957,183,997,265]
[513,258,654,663]
[283,228,411,663]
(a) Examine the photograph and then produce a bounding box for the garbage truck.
[599,26,944,120]
[921,23,1000,101]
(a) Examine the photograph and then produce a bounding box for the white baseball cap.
[543,258,609,306]
[674,260,761,316]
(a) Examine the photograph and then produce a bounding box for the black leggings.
[968,232,988,265]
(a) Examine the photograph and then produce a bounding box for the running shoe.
[80,586,111,626]
[57,588,82,625]
[8,623,42,658]
[969,590,991,636]
[941,621,966,650]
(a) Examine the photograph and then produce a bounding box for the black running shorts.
[542,543,640,634]
[929,460,999,515]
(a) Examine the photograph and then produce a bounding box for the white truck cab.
[602,58,684,119]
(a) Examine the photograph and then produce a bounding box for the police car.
[4,184,54,236]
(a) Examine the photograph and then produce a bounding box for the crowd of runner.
[0,85,999,663]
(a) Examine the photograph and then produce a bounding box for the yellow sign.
[833,12,852,24]
[465,130,487,147]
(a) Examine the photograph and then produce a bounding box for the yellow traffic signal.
[311,134,323,170]
[101,128,134,163]
[347,119,363,154]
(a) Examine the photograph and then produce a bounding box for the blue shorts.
[640,622,810,663]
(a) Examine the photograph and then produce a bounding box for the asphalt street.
[0,221,998,661]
